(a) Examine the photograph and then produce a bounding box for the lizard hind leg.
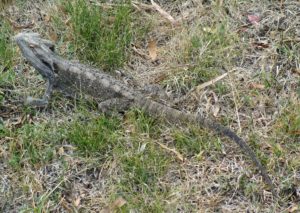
[98,98,132,115]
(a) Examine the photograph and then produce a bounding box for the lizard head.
[14,32,57,80]
[14,32,55,52]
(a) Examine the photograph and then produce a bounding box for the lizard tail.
[136,97,276,196]
[200,118,276,197]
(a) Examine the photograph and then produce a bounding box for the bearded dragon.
[15,32,275,196]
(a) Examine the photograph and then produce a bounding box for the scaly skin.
[15,32,276,196]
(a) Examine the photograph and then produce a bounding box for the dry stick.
[192,72,228,96]
[175,72,228,104]
[228,73,242,134]
[150,0,178,25]
[131,1,155,11]
[132,46,150,60]
[156,141,184,162]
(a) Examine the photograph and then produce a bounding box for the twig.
[150,0,178,26]
[132,1,155,11]
[191,72,228,95]
[228,73,242,134]
[175,71,228,104]
[132,46,150,60]
[156,141,184,162]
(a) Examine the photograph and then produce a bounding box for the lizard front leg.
[25,75,54,107]
[24,58,55,107]
[15,33,56,107]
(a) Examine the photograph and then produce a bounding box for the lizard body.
[15,32,275,195]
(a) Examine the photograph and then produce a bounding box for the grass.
[1,0,300,212]
[0,20,16,152]
[118,138,170,211]
[59,0,133,71]
[172,126,222,159]
[67,109,171,211]
[0,20,15,106]
[277,103,300,139]
[68,113,122,156]
[0,21,14,71]
[7,120,66,169]
[6,108,172,211]
[165,17,241,94]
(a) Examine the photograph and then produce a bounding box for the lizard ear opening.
[48,43,55,52]
[39,37,55,52]
[44,42,55,52]
[53,62,59,74]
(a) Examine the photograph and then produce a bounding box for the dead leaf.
[150,0,178,26]
[7,18,34,31]
[48,28,58,42]
[61,198,72,211]
[217,0,223,6]
[249,82,265,90]
[212,105,220,117]
[152,73,167,83]
[6,114,26,129]
[203,27,215,33]
[107,16,116,24]
[100,197,127,213]
[247,14,260,25]
[148,39,157,61]
[236,24,251,33]
[73,197,81,207]
[211,92,220,117]
[289,130,300,135]
[44,14,51,22]
[111,197,127,208]
[289,204,299,212]
[64,18,71,26]
[292,68,300,75]
[138,143,147,153]
[58,147,65,155]
[275,144,283,152]
[100,208,110,213]
[252,41,269,49]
